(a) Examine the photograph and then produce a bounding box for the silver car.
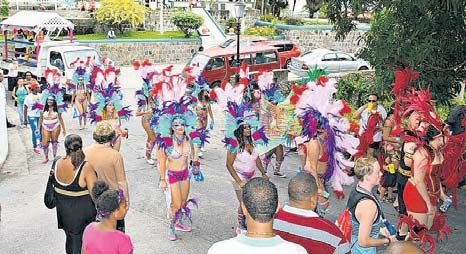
[288,48,370,77]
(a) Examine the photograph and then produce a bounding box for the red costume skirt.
[403,180,428,213]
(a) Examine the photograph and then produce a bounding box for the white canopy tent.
[0,11,75,60]
[1,11,74,33]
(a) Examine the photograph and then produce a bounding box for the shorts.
[382,171,397,188]
[167,168,189,184]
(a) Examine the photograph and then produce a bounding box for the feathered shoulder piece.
[35,68,67,113]
[293,74,358,195]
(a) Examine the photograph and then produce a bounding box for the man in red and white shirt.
[274,173,350,254]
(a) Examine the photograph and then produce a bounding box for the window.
[276,45,286,52]
[50,51,64,71]
[229,54,251,67]
[188,53,210,70]
[337,53,353,61]
[252,52,277,64]
[284,44,294,51]
[206,57,225,70]
[322,53,338,61]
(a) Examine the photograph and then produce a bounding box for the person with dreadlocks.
[211,77,269,234]
[291,73,359,215]
[69,58,92,130]
[134,60,158,164]
[35,69,67,163]
[153,66,206,241]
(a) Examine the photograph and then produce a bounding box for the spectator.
[208,178,307,254]
[53,134,97,254]
[354,93,387,157]
[274,173,350,254]
[7,58,18,91]
[84,121,129,232]
[82,181,133,254]
[12,78,28,127]
[23,82,42,153]
[107,29,116,39]
[0,73,16,128]
[23,71,36,91]
[347,157,396,253]
[13,31,27,57]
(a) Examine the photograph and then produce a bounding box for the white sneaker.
[200,147,206,152]
[198,151,204,158]
[146,158,155,165]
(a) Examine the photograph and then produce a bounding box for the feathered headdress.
[210,80,246,110]
[149,66,208,153]
[191,75,211,102]
[256,71,285,104]
[34,68,67,113]
[134,60,158,109]
[88,83,132,123]
[293,74,358,196]
[68,57,92,93]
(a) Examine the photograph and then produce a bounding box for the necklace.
[173,135,185,146]
[246,231,276,237]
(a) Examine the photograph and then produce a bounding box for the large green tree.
[95,0,147,33]
[325,0,466,104]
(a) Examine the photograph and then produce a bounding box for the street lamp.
[234,0,246,83]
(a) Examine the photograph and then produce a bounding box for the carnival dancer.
[255,71,288,178]
[291,74,359,214]
[192,76,214,158]
[211,78,269,234]
[134,60,158,164]
[391,67,451,252]
[88,64,131,152]
[69,58,92,129]
[153,66,207,241]
[35,69,67,163]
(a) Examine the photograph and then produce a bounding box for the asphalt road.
[1,66,465,254]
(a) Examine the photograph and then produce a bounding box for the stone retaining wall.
[282,29,366,53]
[79,39,201,65]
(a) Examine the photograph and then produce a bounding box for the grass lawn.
[73,30,197,40]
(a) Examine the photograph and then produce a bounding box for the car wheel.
[284,59,291,70]
[210,81,221,89]
[358,66,369,71]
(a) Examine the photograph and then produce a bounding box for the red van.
[186,45,282,87]
[255,40,301,69]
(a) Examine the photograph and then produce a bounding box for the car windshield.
[188,53,211,70]
[63,50,101,68]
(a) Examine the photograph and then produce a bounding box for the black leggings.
[64,230,83,254]
[397,174,409,216]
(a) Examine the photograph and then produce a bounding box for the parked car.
[214,39,300,69]
[255,40,301,69]
[185,44,282,88]
[288,48,370,77]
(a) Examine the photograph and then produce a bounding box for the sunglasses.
[368,99,377,102]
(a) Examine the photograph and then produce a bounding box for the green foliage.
[325,0,466,105]
[0,0,8,17]
[283,17,304,25]
[244,26,277,36]
[318,3,329,18]
[170,12,203,38]
[335,71,387,108]
[259,14,276,23]
[305,0,325,18]
[95,0,147,31]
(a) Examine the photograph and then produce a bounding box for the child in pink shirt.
[82,181,133,254]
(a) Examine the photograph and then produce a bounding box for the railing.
[8,0,59,10]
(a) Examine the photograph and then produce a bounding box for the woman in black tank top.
[53,135,97,254]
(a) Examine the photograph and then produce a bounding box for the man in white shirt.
[23,82,42,153]
[355,93,387,157]
[7,58,18,91]
[208,178,307,254]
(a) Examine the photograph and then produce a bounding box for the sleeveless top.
[54,160,89,193]
[347,185,383,254]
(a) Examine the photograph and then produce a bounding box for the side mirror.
[205,65,213,71]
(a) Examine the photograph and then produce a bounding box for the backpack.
[335,186,383,243]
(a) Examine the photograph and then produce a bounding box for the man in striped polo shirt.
[274,173,350,254]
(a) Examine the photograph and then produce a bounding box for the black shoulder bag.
[44,156,62,209]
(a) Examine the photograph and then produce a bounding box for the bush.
[170,12,203,38]
[224,17,237,32]
[244,26,277,37]
[283,17,303,26]
[259,14,276,23]
[0,0,8,17]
